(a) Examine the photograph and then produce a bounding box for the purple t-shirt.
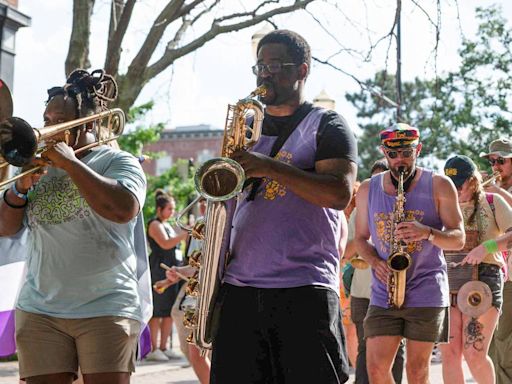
[223,107,354,294]
[368,170,449,308]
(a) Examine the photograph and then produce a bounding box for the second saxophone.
[387,166,412,309]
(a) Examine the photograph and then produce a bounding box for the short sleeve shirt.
[17,146,147,321]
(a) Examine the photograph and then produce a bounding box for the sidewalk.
[0,359,475,384]
[0,356,198,384]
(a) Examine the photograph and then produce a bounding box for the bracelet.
[482,239,499,254]
[3,189,28,209]
[11,183,28,201]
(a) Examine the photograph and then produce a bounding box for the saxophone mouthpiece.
[398,166,406,174]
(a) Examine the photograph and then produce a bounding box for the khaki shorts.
[364,305,449,343]
[15,310,140,380]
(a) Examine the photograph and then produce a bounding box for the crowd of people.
[0,27,511,384]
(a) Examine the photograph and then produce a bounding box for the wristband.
[482,239,499,254]
[11,183,28,201]
[3,189,27,209]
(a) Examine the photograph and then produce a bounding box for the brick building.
[142,124,224,176]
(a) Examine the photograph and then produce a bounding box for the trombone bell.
[0,117,38,166]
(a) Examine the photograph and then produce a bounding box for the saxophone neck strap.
[391,168,417,193]
[246,102,315,201]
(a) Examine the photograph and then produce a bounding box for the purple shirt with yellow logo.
[223,107,356,294]
[368,170,449,308]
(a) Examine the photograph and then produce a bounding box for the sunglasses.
[489,157,507,166]
[384,148,415,159]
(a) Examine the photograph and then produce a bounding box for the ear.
[416,143,423,156]
[297,63,308,81]
[380,145,387,155]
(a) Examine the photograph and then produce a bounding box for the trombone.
[0,108,125,189]
[481,171,501,187]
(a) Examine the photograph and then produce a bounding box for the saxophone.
[387,166,412,309]
[177,86,266,354]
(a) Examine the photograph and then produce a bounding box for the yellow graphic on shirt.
[373,209,426,255]
[259,150,292,200]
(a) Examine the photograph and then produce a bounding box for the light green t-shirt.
[16,146,147,321]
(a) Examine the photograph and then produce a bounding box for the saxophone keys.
[186,276,199,296]
[183,309,197,328]
[186,332,194,344]
[188,250,202,268]
[192,221,205,240]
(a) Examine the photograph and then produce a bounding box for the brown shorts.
[15,310,140,380]
[364,305,449,343]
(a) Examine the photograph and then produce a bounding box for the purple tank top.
[368,170,449,307]
[223,108,342,294]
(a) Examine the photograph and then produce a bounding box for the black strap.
[246,102,315,201]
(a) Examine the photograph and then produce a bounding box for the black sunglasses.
[489,157,507,166]
[384,148,415,159]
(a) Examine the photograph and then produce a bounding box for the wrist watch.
[427,227,435,242]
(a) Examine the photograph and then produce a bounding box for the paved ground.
[0,358,475,384]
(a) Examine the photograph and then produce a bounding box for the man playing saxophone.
[354,124,465,384]
[210,30,357,384]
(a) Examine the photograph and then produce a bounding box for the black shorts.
[210,284,349,384]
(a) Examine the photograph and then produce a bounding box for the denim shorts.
[450,263,503,310]
[478,263,504,309]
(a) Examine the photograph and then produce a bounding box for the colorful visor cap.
[380,123,420,148]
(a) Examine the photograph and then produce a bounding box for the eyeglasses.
[489,157,507,166]
[384,148,415,159]
[251,63,297,76]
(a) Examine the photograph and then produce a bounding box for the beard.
[390,164,415,181]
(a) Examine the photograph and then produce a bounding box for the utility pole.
[396,0,402,121]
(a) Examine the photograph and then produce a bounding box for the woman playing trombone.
[0,69,147,384]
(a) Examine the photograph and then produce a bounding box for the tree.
[117,101,164,157]
[66,0,316,113]
[143,159,196,223]
[347,5,512,179]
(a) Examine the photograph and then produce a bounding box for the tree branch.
[66,0,95,75]
[313,56,400,110]
[146,0,315,80]
[166,18,192,51]
[127,0,188,80]
[105,0,136,76]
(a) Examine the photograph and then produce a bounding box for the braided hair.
[467,172,484,226]
[46,69,118,118]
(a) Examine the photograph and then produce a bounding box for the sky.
[10,0,512,135]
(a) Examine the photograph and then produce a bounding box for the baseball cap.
[444,155,476,188]
[380,123,420,148]
[480,138,512,159]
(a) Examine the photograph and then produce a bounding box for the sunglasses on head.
[489,157,507,166]
[384,147,415,159]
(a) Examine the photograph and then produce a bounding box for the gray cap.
[480,138,512,158]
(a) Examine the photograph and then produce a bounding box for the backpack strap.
[486,192,509,277]
[485,193,495,217]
